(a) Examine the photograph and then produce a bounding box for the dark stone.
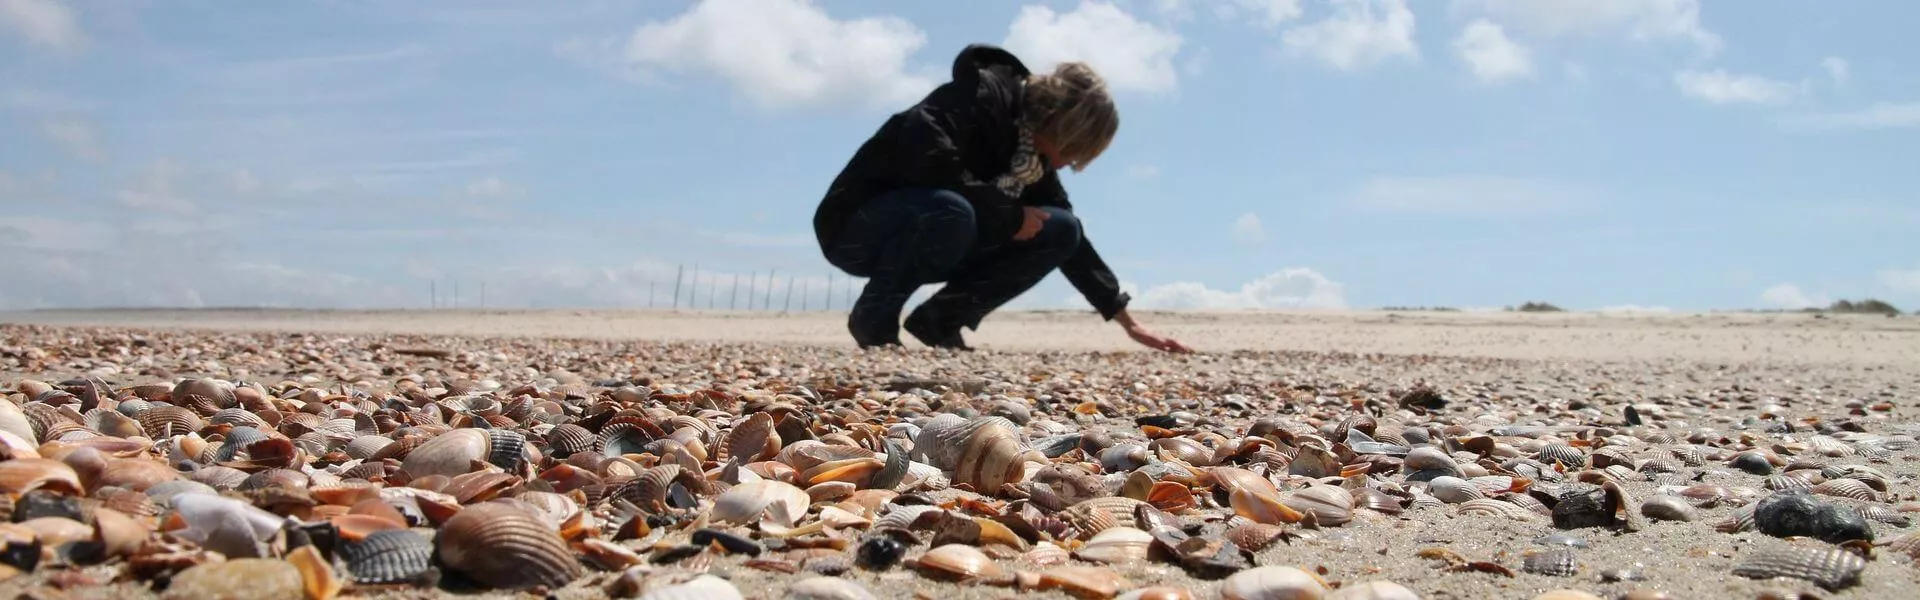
[690,528,763,556]
[855,535,906,570]
[1551,488,1614,529]
[13,491,84,523]
[1754,491,1874,544]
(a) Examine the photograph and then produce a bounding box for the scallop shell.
[1523,547,1577,576]
[710,480,811,532]
[1730,546,1864,591]
[910,543,1005,582]
[1536,444,1586,469]
[1811,478,1879,502]
[1764,474,1813,492]
[1427,476,1484,504]
[1072,526,1152,564]
[1220,566,1328,600]
[434,502,581,590]
[139,405,203,439]
[544,424,599,458]
[785,576,880,600]
[1457,498,1538,521]
[1281,485,1353,526]
[338,529,436,584]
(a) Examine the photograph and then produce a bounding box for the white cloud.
[1347,175,1592,217]
[1129,268,1347,310]
[0,0,83,51]
[623,0,936,110]
[1759,283,1828,310]
[1879,269,1920,296]
[115,160,197,215]
[1452,19,1531,84]
[466,175,510,198]
[1451,0,1719,55]
[1230,212,1266,243]
[230,170,260,195]
[1153,0,1302,28]
[1674,70,1804,106]
[1222,0,1305,28]
[1003,1,1184,94]
[1780,102,1920,132]
[1821,57,1849,85]
[1280,0,1419,71]
[39,117,103,161]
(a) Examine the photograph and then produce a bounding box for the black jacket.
[813,44,1133,320]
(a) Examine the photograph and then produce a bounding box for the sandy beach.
[8,308,1918,368]
[2,308,1916,600]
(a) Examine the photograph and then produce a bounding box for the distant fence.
[425,264,876,312]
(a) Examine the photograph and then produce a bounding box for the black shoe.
[848,306,903,349]
[905,305,972,351]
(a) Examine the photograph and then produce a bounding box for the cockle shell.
[434,501,580,590]
[909,543,1005,582]
[711,479,811,533]
[1221,565,1329,600]
[1281,485,1353,526]
[1731,545,1865,591]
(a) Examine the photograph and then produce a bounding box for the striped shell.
[339,529,436,584]
[1764,474,1814,492]
[1426,476,1483,504]
[1535,444,1587,469]
[1522,547,1577,576]
[1715,506,1756,533]
[434,502,581,590]
[1669,446,1707,467]
[1281,485,1353,526]
[544,424,599,458]
[1806,436,1855,457]
[1456,498,1538,521]
[139,405,203,438]
[344,436,394,460]
[1731,546,1865,591]
[1855,505,1910,528]
[1811,478,1879,502]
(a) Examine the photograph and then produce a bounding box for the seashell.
[1763,474,1813,492]
[634,573,743,600]
[710,479,812,533]
[1535,444,1585,469]
[1281,485,1353,526]
[545,424,598,458]
[720,412,780,463]
[1035,565,1130,600]
[1731,545,1865,591]
[140,405,203,439]
[1639,496,1694,522]
[909,543,1005,582]
[1810,478,1878,502]
[1224,521,1290,552]
[1401,447,1457,473]
[1668,446,1705,466]
[1021,541,1071,567]
[1426,476,1483,504]
[1117,587,1199,600]
[434,501,581,590]
[1716,506,1756,533]
[1220,565,1329,600]
[1073,526,1152,563]
[1289,445,1341,479]
[1855,505,1910,527]
[338,529,436,585]
[1522,547,1577,576]
[1457,498,1538,521]
[167,493,286,558]
[343,436,393,461]
[784,576,880,600]
[1327,581,1420,600]
[0,458,84,497]
[1060,497,1147,539]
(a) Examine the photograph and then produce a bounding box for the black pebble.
[13,491,83,523]
[855,535,905,570]
[1755,491,1874,544]
[1729,452,1775,475]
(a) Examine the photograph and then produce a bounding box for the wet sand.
[2,309,1916,599]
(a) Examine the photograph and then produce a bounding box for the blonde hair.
[1023,62,1118,172]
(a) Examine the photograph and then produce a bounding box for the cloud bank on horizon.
[1,0,1915,313]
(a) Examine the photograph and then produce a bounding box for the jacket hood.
[950,44,1031,82]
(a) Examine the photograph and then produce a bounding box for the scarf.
[963,119,1047,199]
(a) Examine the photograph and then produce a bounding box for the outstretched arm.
[1023,174,1194,354]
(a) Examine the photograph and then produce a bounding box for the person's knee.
[919,189,977,244]
[1035,207,1082,250]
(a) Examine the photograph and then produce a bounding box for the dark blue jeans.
[824,187,1083,347]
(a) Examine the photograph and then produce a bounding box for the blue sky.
[1,0,1915,313]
